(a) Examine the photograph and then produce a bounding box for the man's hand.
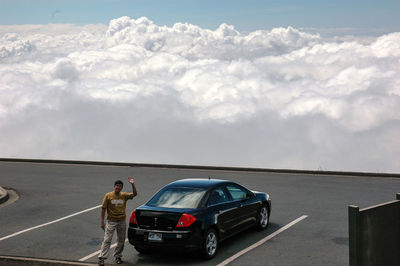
[128,177,137,196]
[100,208,106,231]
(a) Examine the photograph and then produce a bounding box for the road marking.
[0,205,102,241]
[217,215,308,266]
[79,239,128,261]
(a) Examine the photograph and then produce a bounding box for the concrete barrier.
[349,193,400,266]
[1,158,399,178]
[0,256,96,266]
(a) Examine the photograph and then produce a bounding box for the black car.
[128,178,271,259]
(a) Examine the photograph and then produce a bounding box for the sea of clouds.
[1,16,399,172]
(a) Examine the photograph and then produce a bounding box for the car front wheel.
[257,205,269,230]
[201,228,218,259]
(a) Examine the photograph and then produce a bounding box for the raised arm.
[128,177,137,197]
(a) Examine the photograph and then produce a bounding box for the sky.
[1,1,400,173]
[1,0,400,33]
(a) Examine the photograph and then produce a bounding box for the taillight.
[129,210,138,225]
[176,213,196,227]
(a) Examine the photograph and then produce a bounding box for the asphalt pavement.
[0,161,399,265]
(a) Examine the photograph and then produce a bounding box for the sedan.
[128,178,271,259]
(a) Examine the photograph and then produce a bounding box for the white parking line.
[79,239,128,261]
[217,215,308,266]
[0,205,102,241]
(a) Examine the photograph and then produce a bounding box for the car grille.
[137,211,181,231]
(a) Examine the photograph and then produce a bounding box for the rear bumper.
[128,226,202,250]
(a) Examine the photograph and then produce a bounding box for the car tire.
[201,228,218,259]
[134,245,151,254]
[256,205,269,230]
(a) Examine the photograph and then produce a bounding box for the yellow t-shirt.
[102,191,134,221]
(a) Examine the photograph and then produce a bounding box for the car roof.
[166,178,231,189]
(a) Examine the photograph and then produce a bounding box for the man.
[99,177,137,265]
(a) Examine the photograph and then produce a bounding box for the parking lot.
[0,161,399,265]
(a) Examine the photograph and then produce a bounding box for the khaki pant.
[99,220,126,259]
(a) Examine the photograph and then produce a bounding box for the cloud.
[0,16,399,173]
[0,33,35,59]
[46,58,79,82]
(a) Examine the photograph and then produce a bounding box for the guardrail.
[1,158,400,178]
[349,193,400,266]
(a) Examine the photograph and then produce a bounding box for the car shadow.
[216,223,281,259]
[133,247,208,265]
[133,223,281,265]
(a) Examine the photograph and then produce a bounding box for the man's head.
[114,180,123,194]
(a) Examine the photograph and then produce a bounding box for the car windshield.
[147,187,206,208]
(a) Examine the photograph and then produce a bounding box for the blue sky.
[1,0,400,32]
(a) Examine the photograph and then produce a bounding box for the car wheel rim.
[206,232,217,256]
[260,207,268,227]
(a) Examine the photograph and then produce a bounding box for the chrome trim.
[129,227,190,234]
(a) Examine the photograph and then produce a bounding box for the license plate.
[148,232,162,241]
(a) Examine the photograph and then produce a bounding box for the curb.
[0,186,9,204]
[0,255,96,266]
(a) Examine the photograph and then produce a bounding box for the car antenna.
[208,176,211,180]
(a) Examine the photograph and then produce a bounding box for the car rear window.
[147,187,206,208]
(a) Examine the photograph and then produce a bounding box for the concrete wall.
[349,194,400,266]
[1,158,400,178]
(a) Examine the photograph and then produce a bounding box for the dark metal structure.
[349,193,400,266]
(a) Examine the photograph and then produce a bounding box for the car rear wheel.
[201,228,218,259]
[257,205,269,230]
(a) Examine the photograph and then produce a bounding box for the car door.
[225,184,259,232]
[207,187,238,239]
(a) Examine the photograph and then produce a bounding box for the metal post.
[349,205,360,266]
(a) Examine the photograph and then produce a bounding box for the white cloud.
[0,17,399,173]
[0,33,35,59]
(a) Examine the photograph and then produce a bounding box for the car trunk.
[136,209,183,231]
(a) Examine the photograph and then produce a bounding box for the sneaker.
[115,257,122,264]
[98,258,105,266]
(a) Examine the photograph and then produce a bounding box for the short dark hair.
[114,180,124,186]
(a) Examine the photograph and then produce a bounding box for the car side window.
[208,187,230,206]
[226,185,248,200]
